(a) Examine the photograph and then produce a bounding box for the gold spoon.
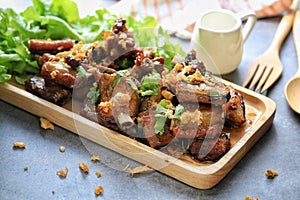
[285,10,300,114]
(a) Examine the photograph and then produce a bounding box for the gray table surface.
[1,1,300,200]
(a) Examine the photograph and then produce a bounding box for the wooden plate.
[0,80,276,189]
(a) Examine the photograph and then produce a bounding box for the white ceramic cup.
[190,9,257,75]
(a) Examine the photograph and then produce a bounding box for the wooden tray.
[0,80,276,189]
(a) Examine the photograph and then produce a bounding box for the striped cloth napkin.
[109,0,293,39]
[220,0,293,17]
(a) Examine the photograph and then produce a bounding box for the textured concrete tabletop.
[1,1,300,200]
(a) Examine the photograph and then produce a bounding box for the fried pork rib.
[25,18,247,162]
[88,18,135,69]
[189,133,230,162]
[174,104,225,139]
[24,76,71,106]
[225,86,246,127]
[163,50,246,128]
[138,110,175,148]
[163,52,227,105]
[97,76,140,132]
[41,62,77,89]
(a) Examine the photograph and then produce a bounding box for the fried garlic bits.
[94,186,104,196]
[129,165,153,177]
[245,196,258,200]
[40,117,54,130]
[79,163,89,174]
[13,142,26,149]
[90,155,100,162]
[95,171,102,178]
[59,146,65,152]
[57,167,68,178]
[265,169,278,178]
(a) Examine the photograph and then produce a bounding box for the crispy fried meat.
[138,110,175,149]
[189,133,230,162]
[225,86,246,127]
[25,17,247,163]
[41,62,77,89]
[24,76,71,106]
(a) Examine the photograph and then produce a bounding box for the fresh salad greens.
[0,8,41,84]
[0,0,185,84]
[126,15,185,67]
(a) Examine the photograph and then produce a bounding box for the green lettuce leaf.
[0,8,40,83]
[0,65,12,83]
[0,0,185,84]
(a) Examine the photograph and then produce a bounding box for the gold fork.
[243,0,299,93]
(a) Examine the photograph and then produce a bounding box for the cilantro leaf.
[173,104,185,120]
[154,114,167,135]
[140,73,161,96]
[154,100,171,135]
[126,78,139,91]
[87,82,100,104]
[154,100,185,135]
[112,69,131,87]
[76,66,87,78]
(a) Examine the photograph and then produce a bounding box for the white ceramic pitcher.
[190,9,257,75]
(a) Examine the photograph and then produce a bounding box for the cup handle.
[237,10,257,42]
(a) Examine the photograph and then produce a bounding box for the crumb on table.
[40,117,55,130]
[57,167,68,178]
[79,163,89,174]
[245,196,258,200]
[91,155,100,162]
[95,171,102,178]
[95,186,104,196]
[265,169,278,178]
[59,146,65,152]
[13,142,26,149]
